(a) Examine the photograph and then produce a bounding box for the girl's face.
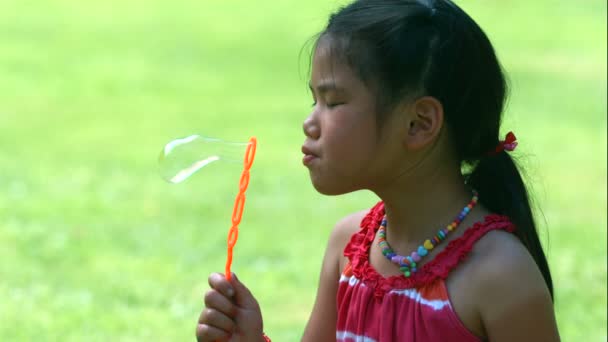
[302,41,405,195]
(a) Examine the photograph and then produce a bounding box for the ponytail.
[467,151,554,301]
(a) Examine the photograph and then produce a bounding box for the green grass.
[0,0,605,340]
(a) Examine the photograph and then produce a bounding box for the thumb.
[229,273,259,309]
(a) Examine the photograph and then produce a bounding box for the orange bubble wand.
[225,136,257,280]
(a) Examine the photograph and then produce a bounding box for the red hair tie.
[491,131,518,155]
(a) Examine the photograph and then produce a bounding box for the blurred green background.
[0,0,605,340]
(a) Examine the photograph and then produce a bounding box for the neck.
[373,160,472,247]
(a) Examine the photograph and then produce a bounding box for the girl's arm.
[474,232,560,341]
[302,212,366,342]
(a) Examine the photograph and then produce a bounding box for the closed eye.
[327,102,344,108]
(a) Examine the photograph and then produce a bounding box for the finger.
[208,272,235,298]
[229,273,259,309]
[198,308,236,334]
[196,323,231,342]
[204,289,237,318]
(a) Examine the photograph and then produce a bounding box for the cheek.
[327,115,377,154]
[325,126,378,177]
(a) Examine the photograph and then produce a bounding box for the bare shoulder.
[327,209,369,271]
[472,229,548,292]
[469,229,560,340]
[330,210,368,244]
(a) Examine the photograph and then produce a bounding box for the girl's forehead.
[311,42,354,85]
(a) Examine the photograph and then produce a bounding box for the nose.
[303,112,320,139]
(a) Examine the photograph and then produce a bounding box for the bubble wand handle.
[225,137,257,281]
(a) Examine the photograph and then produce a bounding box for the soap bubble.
[159,135,250,184]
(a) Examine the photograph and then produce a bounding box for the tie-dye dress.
[336,202,515,342]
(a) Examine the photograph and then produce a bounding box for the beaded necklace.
[377,191,479,277]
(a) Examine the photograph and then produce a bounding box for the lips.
[301,145,319,166]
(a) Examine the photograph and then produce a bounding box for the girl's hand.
[196,273,265,342]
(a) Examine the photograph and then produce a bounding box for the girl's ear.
[403,96,444,150]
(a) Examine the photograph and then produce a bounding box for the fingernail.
[227,287,234,297]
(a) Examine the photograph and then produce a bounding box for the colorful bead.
[376,190,478,277]
[411,252,421,262]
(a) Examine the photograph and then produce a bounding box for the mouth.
[301,145,319,166]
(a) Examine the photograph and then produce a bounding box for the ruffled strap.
[343,202,516,297]
[343,201,385,279]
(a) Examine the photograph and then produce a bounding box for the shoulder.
[472,228,547,295]
[327,209,369,271]
[330,210,368,244]
[469,228,558,339]
[454,210,543,288]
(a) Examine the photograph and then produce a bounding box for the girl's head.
[304,0,554,299]
[315,0,506,164]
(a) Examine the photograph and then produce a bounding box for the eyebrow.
[308,80,344,94]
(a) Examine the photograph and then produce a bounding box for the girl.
[196,0,561,341]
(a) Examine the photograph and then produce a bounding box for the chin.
[309,174,358,196]
[313,185,344,196]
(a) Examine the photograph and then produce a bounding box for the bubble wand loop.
[225,137,257,281]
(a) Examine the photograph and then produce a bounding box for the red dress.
[336,202,515,342]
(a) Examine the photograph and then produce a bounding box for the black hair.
[316,0,554,300]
